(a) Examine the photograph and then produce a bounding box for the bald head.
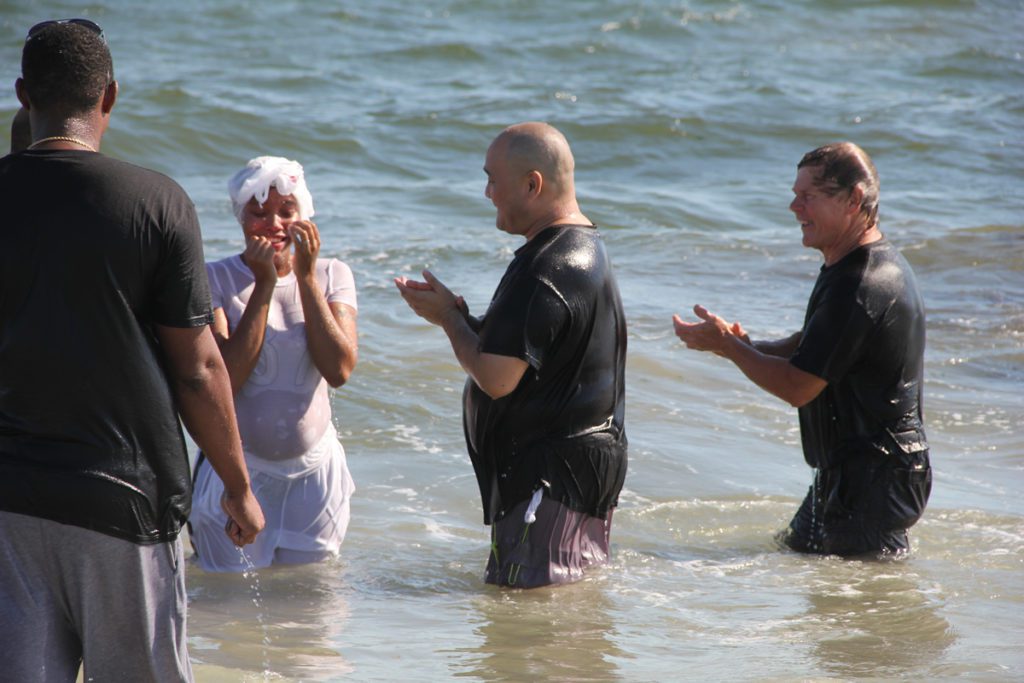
[484,122,589,239]
[492,122,576,198]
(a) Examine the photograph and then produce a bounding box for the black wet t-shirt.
[0,150,213,543]
[790,239,928,469]
[463,225,628,524]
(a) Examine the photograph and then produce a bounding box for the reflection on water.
[800,566,956,679]
[452,581,623,682]
[187,560,353,681]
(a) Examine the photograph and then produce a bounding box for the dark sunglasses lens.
[26,20,57,38]
[27,18,104,40]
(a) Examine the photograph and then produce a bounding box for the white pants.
[189,432,355,572]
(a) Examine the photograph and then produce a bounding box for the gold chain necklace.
[27,135,96,152]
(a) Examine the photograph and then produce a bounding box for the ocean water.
[2,0,1022,680]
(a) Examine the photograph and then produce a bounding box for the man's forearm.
[440,313,527,399]
[752,331,803,358]
[442,312,486,381]
[723,335,825,408]
[172,360,251,495]
[156,324,263,543]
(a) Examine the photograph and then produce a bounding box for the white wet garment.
[206,254,357,466]
[228,155,315,221]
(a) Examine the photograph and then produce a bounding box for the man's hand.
[395,270,462,327]
[673,305,746,355]
[395,269,527,398]
[221,487,265,547]
[672,305,826,407]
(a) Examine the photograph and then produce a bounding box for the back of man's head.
[499,122,576,197]
[21,22,112,117]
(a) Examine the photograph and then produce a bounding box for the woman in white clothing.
[189,156,358,572]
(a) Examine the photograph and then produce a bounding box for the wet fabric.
[206,254,357,463]
[0,512,193,682]
[188,425,355,572]
[485,494,613,588]
[463,225,628,525]
[779,448,932,557]
[0,150,212,543]
[785,239,931,555]
[227,155,314,221]
[790,239,929,470]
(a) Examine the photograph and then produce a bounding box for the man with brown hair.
[673,142,931,558]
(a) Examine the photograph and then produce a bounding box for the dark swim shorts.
[485,494,613,588]
[779,449,932,558]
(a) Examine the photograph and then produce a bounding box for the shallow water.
[3,0,1022,680]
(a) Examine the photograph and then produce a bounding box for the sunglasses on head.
[26,18,105,42]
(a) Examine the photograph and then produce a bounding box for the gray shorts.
[0,511,193,683]
[485,495,613,589]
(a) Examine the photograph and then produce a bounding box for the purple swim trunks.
[485,494,613,588]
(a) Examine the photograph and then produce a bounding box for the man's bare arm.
[155,324,264,545]
[395,271,527,399]
[673,306,825,408]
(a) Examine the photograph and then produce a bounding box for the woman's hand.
[289,220,321,279]
[242,235,278,285]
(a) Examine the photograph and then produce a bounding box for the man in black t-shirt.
[674,142,931,558]
[0,21,263,681]
[396,122,627,587]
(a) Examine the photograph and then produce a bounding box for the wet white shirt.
[207,255,357,475]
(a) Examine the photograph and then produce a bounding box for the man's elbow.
[787,393,814,409]
[783,375,826,408]
[174,356,221,394]
[479,384,514,400]
[325,369,349,389]
[324,360,357,388]
[475,374,519,400]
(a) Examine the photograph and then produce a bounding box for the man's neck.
[28,116,102,152]
[522,204,592,242]
[822,226,883,266]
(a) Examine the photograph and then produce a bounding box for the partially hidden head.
[484,121,577,234]
[227,156,315,225]
[10,108,31,153]
[797,142,880,228]
[19,20,113,118]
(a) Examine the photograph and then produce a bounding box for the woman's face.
[241,187,300,252]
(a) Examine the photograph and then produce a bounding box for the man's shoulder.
[529,226,605,274]
[93,155,190,195]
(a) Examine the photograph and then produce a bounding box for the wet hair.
[21,22,113,117]
[798,142,880,226]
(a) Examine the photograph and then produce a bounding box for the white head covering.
[228,156,315,223]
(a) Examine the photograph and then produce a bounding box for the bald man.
[396,122,628,588]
